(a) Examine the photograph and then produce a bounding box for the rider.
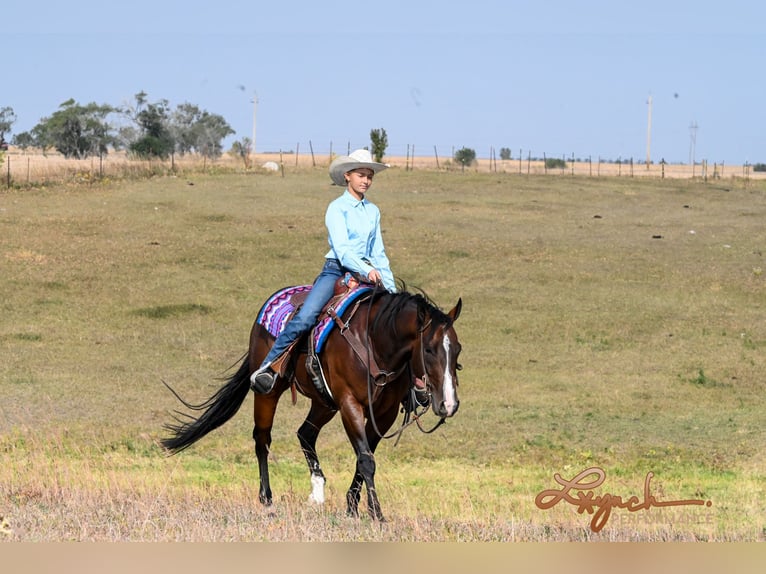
[250,148,397,394]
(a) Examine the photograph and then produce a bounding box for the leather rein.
[326,288,445,441]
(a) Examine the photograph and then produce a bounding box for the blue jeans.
[260,258,345,367]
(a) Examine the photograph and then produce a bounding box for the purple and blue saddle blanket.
[256,283,374,355]
[255,283,374,407]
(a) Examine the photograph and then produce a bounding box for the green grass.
[1,167,765,540]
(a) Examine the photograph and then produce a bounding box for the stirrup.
[250,364,276,394]
[306,353,323,388]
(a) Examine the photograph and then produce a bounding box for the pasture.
[1,165,765,541]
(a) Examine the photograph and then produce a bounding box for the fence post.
[406,144,410,171]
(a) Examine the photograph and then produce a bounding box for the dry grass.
[2,148,763,188]
[1,167,765,541]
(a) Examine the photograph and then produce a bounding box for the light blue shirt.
[324,190,396,292]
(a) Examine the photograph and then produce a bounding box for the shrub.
[545,157,567,170]
[454,147,476,171]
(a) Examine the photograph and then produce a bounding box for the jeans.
[260,258,345,367]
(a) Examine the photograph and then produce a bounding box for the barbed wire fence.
[2,143,763,190]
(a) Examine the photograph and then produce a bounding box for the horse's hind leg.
[252,394,280,505]
[297,401,336,504]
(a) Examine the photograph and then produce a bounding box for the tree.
[499,147,511,161]
[122,94,233,160]
[454,147,476,172]
[0,106,17,150]
[369,128,388,163]
[187,110,234,159]
[21,100,116,159]
[171,103,234,157]
[230,137,252,169]
[128,95,174,159]
[11,131,35,151]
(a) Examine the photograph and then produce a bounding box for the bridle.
[362,292,447,442]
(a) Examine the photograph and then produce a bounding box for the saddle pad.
[313,285,373,354]
[256,285,312,338]
[256,284,373,352]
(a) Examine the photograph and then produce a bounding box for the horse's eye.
[424,347,435,355]
[456,363,463,371]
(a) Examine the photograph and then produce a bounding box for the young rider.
[250,148,397,393]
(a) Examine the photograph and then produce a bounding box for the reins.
[361,288,446,443]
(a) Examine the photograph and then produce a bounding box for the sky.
[3,0,764,164]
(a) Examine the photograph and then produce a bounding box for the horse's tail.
[161,352,251,454]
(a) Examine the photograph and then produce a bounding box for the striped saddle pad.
[256,284,373,354]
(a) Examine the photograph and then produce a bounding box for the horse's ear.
[448,298,462,322]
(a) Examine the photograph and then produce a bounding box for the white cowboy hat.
[329,148,389,186]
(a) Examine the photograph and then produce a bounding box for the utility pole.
[689,120,698,167]
[251,91,258,155]
[646,94,652,169]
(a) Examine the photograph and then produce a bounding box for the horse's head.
[416,298,462,418]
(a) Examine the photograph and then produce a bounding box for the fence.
[2,148,764,189]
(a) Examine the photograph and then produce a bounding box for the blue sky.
[4,1,764,163]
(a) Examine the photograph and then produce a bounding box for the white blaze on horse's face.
[439,333,459,417]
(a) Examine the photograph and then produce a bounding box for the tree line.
[0,92,235,161]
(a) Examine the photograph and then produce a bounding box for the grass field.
[1,165,765,541]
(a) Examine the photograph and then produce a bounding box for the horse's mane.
[371,282,453,338]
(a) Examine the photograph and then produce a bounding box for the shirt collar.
[342,189,367,207]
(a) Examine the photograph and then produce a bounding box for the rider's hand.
[367,269,382,285]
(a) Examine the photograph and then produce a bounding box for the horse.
[161,284,463,521]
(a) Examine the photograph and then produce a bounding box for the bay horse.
[161,284,462,521]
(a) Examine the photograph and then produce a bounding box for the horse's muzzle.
[435,398,459,418]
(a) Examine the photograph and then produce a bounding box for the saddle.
[260,273,375,407]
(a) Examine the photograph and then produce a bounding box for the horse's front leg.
[350,447,382,521]
[297,400,337,504]
[346,470,364,518]
[339,399,384,520]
